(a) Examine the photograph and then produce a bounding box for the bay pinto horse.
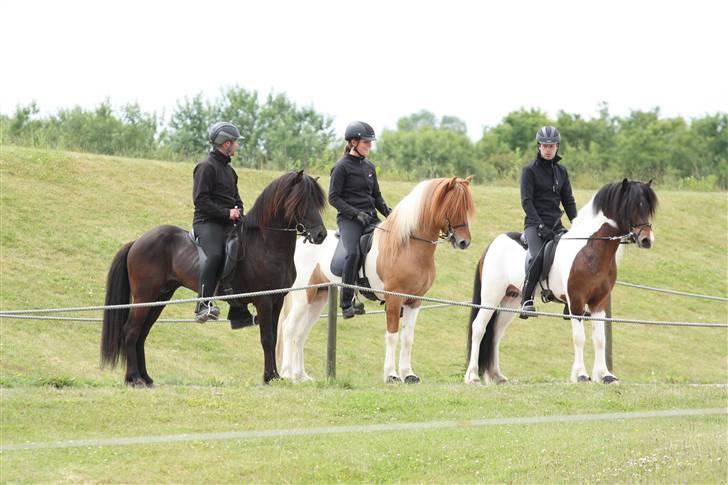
[466,179,657,385]
[277,177,475,384]
[101,170,327,386]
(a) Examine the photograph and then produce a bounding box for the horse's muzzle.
[451,237,471,250]
[309,226,327,245]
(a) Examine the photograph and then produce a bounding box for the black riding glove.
[355,211,371,226]
[537,224,554,241]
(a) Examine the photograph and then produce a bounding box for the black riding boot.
[519,264,541,319]
[341,252,364,319]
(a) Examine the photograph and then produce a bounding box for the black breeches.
[194,221,233,298]
[338,217,365,307]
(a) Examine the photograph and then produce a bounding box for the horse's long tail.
[466,257,496,378]
[101,241,133,368]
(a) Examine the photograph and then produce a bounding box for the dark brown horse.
[101,170,327,385]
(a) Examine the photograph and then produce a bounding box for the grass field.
[1,146,726,482]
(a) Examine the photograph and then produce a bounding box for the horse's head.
[594,178,658,249]
[249,170,327,244]
[430,176,476,250]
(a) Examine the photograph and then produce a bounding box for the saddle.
[506,230,565,304]
[330,224,381,302]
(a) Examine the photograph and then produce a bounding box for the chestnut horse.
[101,171,327,385]
[466,179,657,385]
[278,177,475,383]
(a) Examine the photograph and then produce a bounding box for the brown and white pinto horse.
[466,179,657,384]
[277,177,475,383]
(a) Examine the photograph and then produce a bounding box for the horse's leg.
[570,317,590,383]
[465,306,496,384]
[486,303,517,384]
[398,305,421,383]
[256,297,281,383]
[123,306,151,387]
[383,295,403,383]
[590,311,618,384]
[296,295,328,381]
[137,292,174,387]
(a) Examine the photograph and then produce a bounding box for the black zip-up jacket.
[192,150,243,225]
[329,154,390,220]
[520,153,577,229]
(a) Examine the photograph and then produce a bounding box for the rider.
[519,125,577,318]
[192,121,253,325]
[329,121,392,319]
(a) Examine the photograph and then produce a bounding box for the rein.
[560,223,652,245]
[375,220,468,245]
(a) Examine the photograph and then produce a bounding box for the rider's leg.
[338,217,364,318]
[193,221,227,322]
[520,225,545,319]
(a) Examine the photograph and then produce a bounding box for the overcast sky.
[1,0,726,140]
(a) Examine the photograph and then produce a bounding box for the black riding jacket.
[192,150,244,225]
[329,154,389,220]
[520,153,577,229]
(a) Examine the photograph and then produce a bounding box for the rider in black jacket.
[519,126,577,318]
[192,122,252,326]
[329,121,392,319]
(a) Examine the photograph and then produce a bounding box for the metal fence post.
[605,296,613,372]
[326,284,338,380]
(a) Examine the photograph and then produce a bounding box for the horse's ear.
[621,178,629,192]
[647,179,653,187]
[294,170,304,183]
[314,176,320,182]
[447,177,458,190]
[464,175,473,185]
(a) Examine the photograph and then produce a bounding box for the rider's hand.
[537,224,554,241]
[229,207,241,221]
[355,211,371,226]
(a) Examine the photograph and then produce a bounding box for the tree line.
[1,88,725,189]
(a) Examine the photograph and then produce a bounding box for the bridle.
[389,219,469,245]
[561,222,652,245]
[265,221,320,243]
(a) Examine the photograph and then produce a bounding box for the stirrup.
[352,300,366,315]
[195,302,220,323]
[519,300,536,320]
[341,305,357,319]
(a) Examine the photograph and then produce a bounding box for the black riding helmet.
[208,121,243,146]
[345,121,376,141]
[536,125,561,145]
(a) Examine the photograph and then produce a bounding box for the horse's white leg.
[280,295,310,381]
[591,311,618,384]
[464,307,495,384]
[295,296,328,381]
[383,297,402,383]
[485,305,517,384]
[570,317,590,382]
[398,305,421,383]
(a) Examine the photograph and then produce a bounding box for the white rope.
[0,283,725,328]
[336,283,728,328]
[615,281,728,301]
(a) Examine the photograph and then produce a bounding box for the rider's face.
[539,143,558,160]
[351,139,372,157]
[221,140,240,156]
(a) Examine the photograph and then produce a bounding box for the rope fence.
[1,282,726,328]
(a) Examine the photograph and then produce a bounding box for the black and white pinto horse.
[466,179,657,384]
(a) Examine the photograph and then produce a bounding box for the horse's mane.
[246,171,326,233]
[590,179,658,232]
[379,177,475,261]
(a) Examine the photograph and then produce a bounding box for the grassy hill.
[1,145,726,482]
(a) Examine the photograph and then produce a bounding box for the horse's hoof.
[494,376,509,385]
[127,377,147,388]
[404,375,420,384]
[386,375,402,384]
[602,375,619,384]
[577,375,591,383]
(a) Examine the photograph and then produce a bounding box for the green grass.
[1,145,726,482]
